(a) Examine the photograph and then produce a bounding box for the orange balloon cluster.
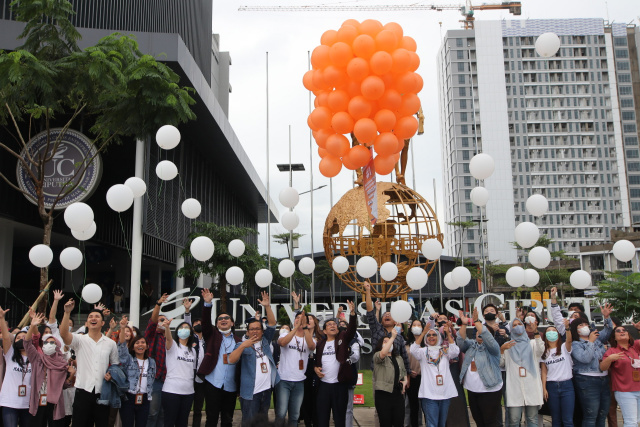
[304,20,422,178]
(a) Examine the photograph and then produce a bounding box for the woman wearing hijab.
[500,318,544,427]
[410,322,459,427]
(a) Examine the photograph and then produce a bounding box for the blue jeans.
[546,380,574,427]
[574,375,610,427]
[147,380,164,427]
[614,390,640,427]
[240,388,272,425]
[275,380,305,426]
[2,407,29,427]
[420,398,451,427]
[508,406,538,427]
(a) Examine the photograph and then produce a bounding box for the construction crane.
[238,1,522,29]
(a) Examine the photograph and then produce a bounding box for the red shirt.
[603,341,640,392]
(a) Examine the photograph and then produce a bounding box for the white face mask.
[578,326,590,337]
[411,327,423,336]
[42,343,57,356]
[219,328,232,335]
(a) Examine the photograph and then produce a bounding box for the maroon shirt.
[604,340,640,392]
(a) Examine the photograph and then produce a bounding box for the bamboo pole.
[17,280,52,328]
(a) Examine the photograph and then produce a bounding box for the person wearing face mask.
[143,293,170,427]
[405,320,425,427]
[540,322,573,427]
[570,304,613,427]
[0,307,31,427]
[190,319,205,427]
[161,318,196,427]
[500,318,544,427]
[373,328,407,427]
[456,309,503,427]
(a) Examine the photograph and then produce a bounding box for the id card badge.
[223,353,228,365]
[18,385,26,397]
[519,367,527,377]
[470,361,477,372]
[633,371,640,382]
[299,359,304,370]
[135,393,144,405]
[436,375,444,386]
[39,394,47,406]
[261,362,268,373]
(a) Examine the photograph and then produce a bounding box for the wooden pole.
[17,280,52,328]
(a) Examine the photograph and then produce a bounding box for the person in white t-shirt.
[540,323,573,427]
[0,305,32,427]
[161,318,196,427]
[275,311,316,426]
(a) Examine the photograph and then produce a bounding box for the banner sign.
[363,148,378,226]
[353,394,365,405]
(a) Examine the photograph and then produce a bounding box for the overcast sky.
[211,0,638,259]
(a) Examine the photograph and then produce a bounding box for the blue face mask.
[512,324,525,336]
[546,331,559,342]
[395,326,402,334]
[177,328,191,340]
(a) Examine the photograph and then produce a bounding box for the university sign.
[16,128,102,209]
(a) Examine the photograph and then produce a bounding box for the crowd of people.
[0,283,639,427]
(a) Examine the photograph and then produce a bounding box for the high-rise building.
[438,19,640,265]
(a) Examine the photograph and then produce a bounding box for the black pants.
[407,375,422,427]
[203,381,237,427]
[31,403,64,427]
[316,382,348,427]
[467,389,503,427]
[73,388,110,427]
[120,393,150,427]
[375,389,405,427]
[191,381,206,427]
[161,392,193,427]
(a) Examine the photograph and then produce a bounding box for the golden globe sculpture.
[323,182,443,300]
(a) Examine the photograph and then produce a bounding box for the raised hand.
[258,291,270,307]
[363,281,371,292]
[374,299,381,311]
[157,293,169,305]
[183,298,192,313]
[120,315,128,329]
[550,287,557,300]
[291,291,300,304]
[589,330,600,342]
[472,307,479,323]
[201,289,213,304]
[458,310,469,325]
[600,303,613,319]
[162,318,172,329]
[31,312,45,327]
[501,340,516,351]
[64,300,75,314]
[293,315,302,331]
[94,303,106,312]
[53,290,64,301]
[347,299,356,315]
[109,318,116,331]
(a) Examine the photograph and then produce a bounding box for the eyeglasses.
[247,328,263,332]
[218,316,231,321]
[426,333,438,337]
[615,328,627,333]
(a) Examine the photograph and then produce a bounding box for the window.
[615,49,629,58]
[463,176,471,186]
[460,112,468,122]
[619,74,632,83]
[623,111,636,121]
[465,203,473,213]
[459,87,466,96]
[614,37,628,46]
[624,124,637,133]
[467,243,475,253]
[467,229,474,240]
[627,149,639,158]
[463,164,470,173]
[632,202,640,210]
[629,176,640,185]
[630,189,640,198]
[629,163,640,171]
[458,74,465,84]
[461,125,468,134]
[620,86,633,95]
[462,150,470,160]
[460,99,467,109]
[462,137,469,147]
[617,61,630,70]
[457,50,464,60]
[464,189,471,199]
[456,38,464,47]
[626,137,638,145]
[621,99,634,108]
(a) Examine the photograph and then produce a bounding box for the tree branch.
[4,103,36,166]
[0,141,40,183]
[0,171,32,197]
[43,102,87,163]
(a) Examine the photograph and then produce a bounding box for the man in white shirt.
[60,299,119,427]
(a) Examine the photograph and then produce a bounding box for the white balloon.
[469,153,495,180]
[278,259,295,278]
[156,125,181,150]
[470,187,489,207]
[421,239,443,260]
[81,283,102,304]
[356,256,378,278]
[535,32,561,58]
[29,244,53,268]
[406,267,428,290]
[389,300,412,323]
[64,202,94,232]
[281,211,299,231]
[225,266,244,286]
[570,270,592,290]
[332,256,349,274]
[380,262,398,281]
[452,266,471,288]
[526,194,548,217]
[59,247,83,270]
[299,257,316,275]
[155,160,178,181]
[443,272,457,290]
[124,177,147,198]
[181,198,202,219]
[71,221,96,241]
[106,184,134,212]
[228,239,246,257]
[612,240,636,262]
[279,187,300,209]
[515,222,539,249]
[529,246,551,269]
[506,266,525,287]
[523,269,540,288]
[190,236,214,261]
[255,269,273,288]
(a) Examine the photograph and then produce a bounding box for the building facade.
[438,19,640,266]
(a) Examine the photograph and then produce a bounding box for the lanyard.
[21,361,30,385]
[294,336,305,359]
[137,360,146,393]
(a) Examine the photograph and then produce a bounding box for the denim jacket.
[117,342,156,399]
[98,364,129,408]
[572,317,613,375]
[239,326,280,400]
[456,327,502,389]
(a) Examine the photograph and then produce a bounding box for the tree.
[176,223,265,312]
[0,0,196,292]
[272,232,304,258]
[596,272,640,321]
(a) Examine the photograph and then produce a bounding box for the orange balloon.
[312,69,331,90]
[408,52,420,72]
[311,45,331,69]
[331,111,355,135]
[318,147,328,158]
[309,106,332,129]
[326,134,350,157]
[327,90,349,112]
[400,36,417,52]
[375,30,399,53]
[361,76,385,100]
[373,154,397,175]
[415,73,424,93]
[360,19,383,38]
[342,19,361,29]
[329,42,353,68]
[321,30,338,47]
[346,57,369,82]
[395,115,419,139]
[398,93,421,116]
[383,22,404,41]
[395,137,406,153]
[348,96,373,121]
[348,145,372,167]
[353,118,377,145]
[319,156,342,178]
[307,115,319,132]
[342,151,359,170]
[337,25,359,45]
[373,132,398,156]
[316,91,330,108]
[343,80,362,98]
[314,128,333,148]
[352,34,376,59]
[323,65,347,88]
[374,109,397,133]
[303,70,317,91]
[391,48,412,74]
[378,89,402,111]
[396,72,418,94]
[370,51,393,75]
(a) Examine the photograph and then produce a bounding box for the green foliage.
[263,254,311,292]
[596,272,640,320]
[272,232,304,258]
[447,220,476,230]
[512,234,573,260]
